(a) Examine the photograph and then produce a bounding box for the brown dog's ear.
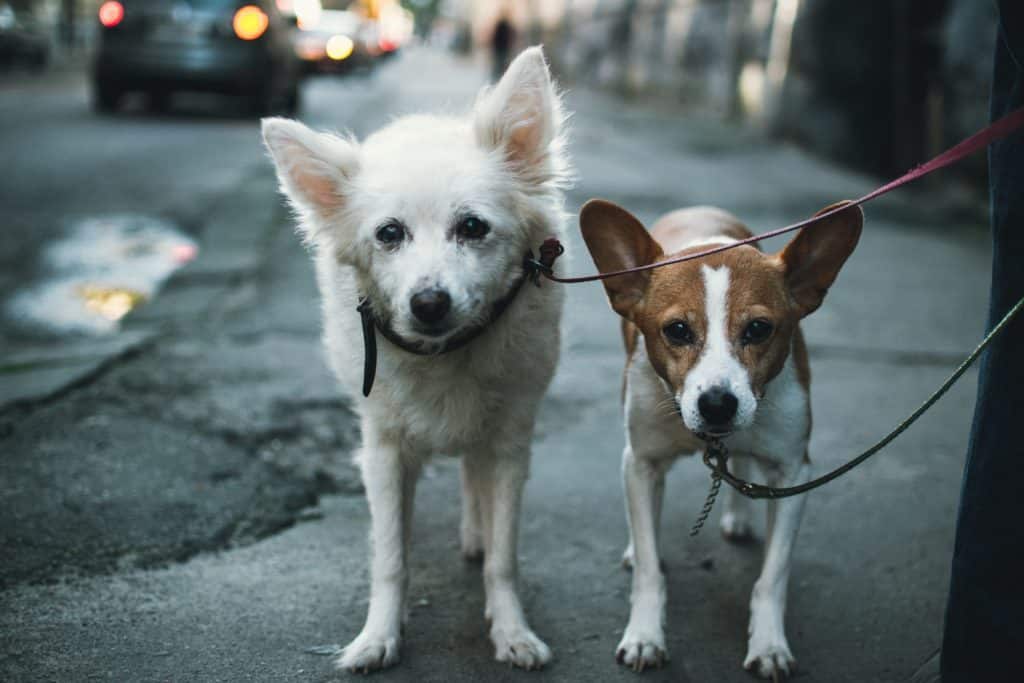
[779,200,863,317]
[579,199,663,319]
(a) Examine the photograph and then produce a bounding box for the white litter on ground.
[7,215,198,335]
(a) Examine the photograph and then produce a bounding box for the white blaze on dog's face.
[260,47,566,347]
[581,200,862,435]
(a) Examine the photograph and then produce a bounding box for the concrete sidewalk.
[0,48,992,682]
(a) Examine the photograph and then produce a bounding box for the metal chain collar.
[690,435,729,536]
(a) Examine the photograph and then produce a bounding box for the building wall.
[481,0,997,178]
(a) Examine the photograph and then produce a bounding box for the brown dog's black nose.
[410,288,451,325]
[698,387,738,428]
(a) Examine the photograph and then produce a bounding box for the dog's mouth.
[411,321,455,339]
[399,318,471,352]
[675,400,735,438]
[680,413,736,439]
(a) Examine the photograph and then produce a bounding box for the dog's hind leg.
[460,458,485,562]
[337,430,421,673]
[464,439,552,670]
[616,446,669,671]
[743,457,810,680]
[720,454,756,542]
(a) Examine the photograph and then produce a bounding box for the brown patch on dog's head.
[779,201,864,316]
[579,199,664,319]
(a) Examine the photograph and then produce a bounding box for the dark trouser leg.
[940,7,1024,680]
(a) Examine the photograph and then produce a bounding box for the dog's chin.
[410,323,453,340]
[402,321,463,351]
[692,417,759,439]
[683,418,737,439]
[694,426,734,439]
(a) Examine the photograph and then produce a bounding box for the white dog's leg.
[744,458,810,679]
[720,454,756,541]
[616,446,668,671]
[399,457,419,626]
[337,433,420,673]
[460,458,485,562]
[465,442,551,670]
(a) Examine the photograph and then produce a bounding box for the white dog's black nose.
[410,288,451,325]
[698,387,738,428]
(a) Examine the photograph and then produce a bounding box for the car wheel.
[93,81,122,113]
[247,86,275,116]
[284,83,300,115]
[31,49,49,71]
[147,91,172,113]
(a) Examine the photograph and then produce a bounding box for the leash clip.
[525,237,564,286]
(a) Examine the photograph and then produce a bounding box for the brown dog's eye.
[742,319,774,345]
[456,215,490,240]
[663,321,695,346]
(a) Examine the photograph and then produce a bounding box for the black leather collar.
[356,245,561,397]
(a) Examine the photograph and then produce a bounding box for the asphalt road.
[0,47,994,682]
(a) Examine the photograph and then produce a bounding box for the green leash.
[700,294,1024,502]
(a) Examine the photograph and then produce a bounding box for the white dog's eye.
[456,215,490,240]
[375,221,406,245]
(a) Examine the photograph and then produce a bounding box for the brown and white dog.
[579,199,862,679]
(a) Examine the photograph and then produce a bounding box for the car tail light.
[233,5,269,41]
[326,35,354,61]
[98,1,124,28]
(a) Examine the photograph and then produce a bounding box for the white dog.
[261,47,570,672]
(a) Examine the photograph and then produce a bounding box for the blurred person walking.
[937,1,1024,681]
[491,13,515,81]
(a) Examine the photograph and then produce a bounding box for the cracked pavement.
[1,48,994,681]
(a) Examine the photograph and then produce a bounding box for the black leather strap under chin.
[356,246,561,397]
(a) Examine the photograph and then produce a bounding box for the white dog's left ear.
[474,46,562,172]
[261,117,359,242]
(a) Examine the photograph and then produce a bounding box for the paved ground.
[0,47,993,682]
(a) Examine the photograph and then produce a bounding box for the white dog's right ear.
[261,117,359,239]
[474,46,563,175]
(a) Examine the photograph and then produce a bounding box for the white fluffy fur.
[262,47,570,672]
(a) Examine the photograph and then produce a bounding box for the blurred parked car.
[291,9,373,75]
[92,0,302,114]
[0,3,49,70]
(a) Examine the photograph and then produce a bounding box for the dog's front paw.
[720,511,754,542]
[744,637,795,679]
[491,625,552,670]
[336,630,400,674]
[621,543,635,570]
[615,628,668,672]
[461,531,484,563]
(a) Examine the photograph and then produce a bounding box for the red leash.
[533,106,1024,284]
